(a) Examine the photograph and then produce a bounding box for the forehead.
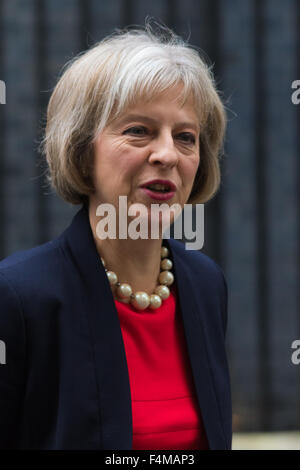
[115,86,200,130]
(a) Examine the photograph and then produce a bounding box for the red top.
[114,285,209,450]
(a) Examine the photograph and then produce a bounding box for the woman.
[0,24,232,450]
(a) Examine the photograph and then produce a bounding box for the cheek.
[182,157,200,183]
[117,152,146,178]
[190,152,201,180]
[94,153,142,191]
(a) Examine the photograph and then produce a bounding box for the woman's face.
[90,85,200,228]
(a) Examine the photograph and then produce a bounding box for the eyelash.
[123,126,196,144]
[124,126,147,136]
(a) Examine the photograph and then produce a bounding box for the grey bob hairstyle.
[41,22,226,206]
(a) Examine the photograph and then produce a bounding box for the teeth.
[147,184,170,191]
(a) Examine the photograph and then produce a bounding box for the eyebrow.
[118,113,200,133]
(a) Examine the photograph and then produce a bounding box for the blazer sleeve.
[0,272,27,449]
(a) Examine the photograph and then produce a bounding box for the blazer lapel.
[64,206,133,450]
[163,237,228,450]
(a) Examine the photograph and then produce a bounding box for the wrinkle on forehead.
[108,85,201,130]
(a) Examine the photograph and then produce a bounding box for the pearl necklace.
[100,246,174,311]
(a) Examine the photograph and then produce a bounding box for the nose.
[148,130,178,168]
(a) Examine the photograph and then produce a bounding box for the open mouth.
[144,184,172,193]
[140,186,175,201]
[139,180,176,201]
[146,186,170,193]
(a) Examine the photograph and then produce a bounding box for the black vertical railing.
[121,0,134,28]
[0,0,5,259]
[79,0,91,49]
[187,0,223,265]
[166,0,177,32]
[254,0,272,431]
[34,0,49,244]
[205,0,223,268]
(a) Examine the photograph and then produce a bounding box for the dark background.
[0,0,299,432]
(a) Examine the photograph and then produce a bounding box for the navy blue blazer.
[0,205,232,450]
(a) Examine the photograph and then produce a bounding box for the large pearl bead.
[107,271,118,285]
[161,246,169,258]
[131,292,150,310]
[160,258,172,270]
[154,285,170,300]
[149,294,162,310]
[158,270,174,286]
[116,283,132,299]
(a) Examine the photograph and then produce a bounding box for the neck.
[88,202,164,296]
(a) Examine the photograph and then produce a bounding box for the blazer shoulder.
[0,235,64,277]
[0,234,67,305]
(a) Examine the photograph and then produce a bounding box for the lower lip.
[140,187,176,201]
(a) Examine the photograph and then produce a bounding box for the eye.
[123,126,148,136]
[177,132,196,144]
